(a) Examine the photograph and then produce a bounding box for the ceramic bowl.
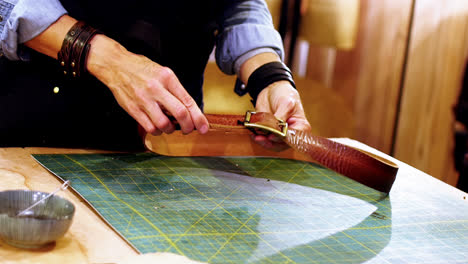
[0,190,75,249]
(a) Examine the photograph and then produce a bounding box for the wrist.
[25,15,77,59]
[268,80,293,89]
[239,52,280,84]
[57,21,100,78]
[244,61,296,105]
[86,34,129,82]
[258,80,298,102]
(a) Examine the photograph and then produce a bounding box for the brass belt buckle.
[243,111,288,138]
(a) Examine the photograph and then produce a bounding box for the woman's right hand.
[86,34,209,136]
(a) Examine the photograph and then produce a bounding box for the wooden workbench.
[0,139,466,263]
[0,147,203,264]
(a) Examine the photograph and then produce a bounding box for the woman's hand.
[253,80,311,151]
[25,15,208,136]
[86,35,209,136]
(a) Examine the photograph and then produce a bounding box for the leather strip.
[57,21,99,78]
[284,129,398,193]
[203,112,398,193]
[58,21,86,75]
[70,24,98,77]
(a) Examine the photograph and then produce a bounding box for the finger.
[267,134,289,151]
[155,90,194,134]
[252,134,289,152]
[267,133,284,143]
[251,134,273,149]
[287,116,312,131]
[273,98,296,122]
[129,107,161,135]
[151,128,163,136]
[143,99,175,134]
[255,98,270,113]
[163,68,209,134]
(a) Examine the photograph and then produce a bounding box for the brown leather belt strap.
[204,112,398,193]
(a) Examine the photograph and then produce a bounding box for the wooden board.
[0,139,467,263]
[304,0,414,153]
[394,0,468,185]
[0,148,200,264]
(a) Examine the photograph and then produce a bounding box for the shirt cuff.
[0,0,67,61]
[215,23,284,75]
[0,0,14,58]
[233,47,278,75]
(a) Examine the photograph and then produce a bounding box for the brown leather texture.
[58,21,86,75]
[70,24,98,77]
[206,112,283,132]
[285,129,398,193]
[204,112,398,193]
[206,114,245,128]
[58,21,99,78]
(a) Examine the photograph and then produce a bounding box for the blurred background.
[202,0,468,191]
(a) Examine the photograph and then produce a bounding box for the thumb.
[273,98,296,122]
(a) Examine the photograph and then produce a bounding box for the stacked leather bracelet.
[236,61,296,106]
[58,21,100,78]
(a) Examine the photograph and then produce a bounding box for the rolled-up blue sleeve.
[216,0,284,75]
[0,0,67,61]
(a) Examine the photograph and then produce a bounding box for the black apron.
[0,0,220,150]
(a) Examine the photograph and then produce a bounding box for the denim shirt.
[0,0,283,75]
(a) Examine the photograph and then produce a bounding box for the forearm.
[0,0,67,60]
[238,52,280,84]
[23,14,128,83]
[24,16,208,135]
[24,15,76,59]
[215,0,284,75]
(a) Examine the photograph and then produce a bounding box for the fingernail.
[200,125,208,134]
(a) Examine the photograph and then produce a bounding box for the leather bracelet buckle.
[243,111,288,138]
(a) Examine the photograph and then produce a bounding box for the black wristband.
[58,21,86,76]
[244,61,296,106]
[72,25,99,78]
[58,21,99,78]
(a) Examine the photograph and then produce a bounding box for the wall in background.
[300,0,414,153]
[297,0,468,184]
[205,0,468,185]
[394,0,468,185]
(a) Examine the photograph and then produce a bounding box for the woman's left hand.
[253,80,311,151]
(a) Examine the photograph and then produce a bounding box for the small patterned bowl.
[0,190,75,249]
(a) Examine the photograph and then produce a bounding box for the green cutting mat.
[33,153,468,263]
